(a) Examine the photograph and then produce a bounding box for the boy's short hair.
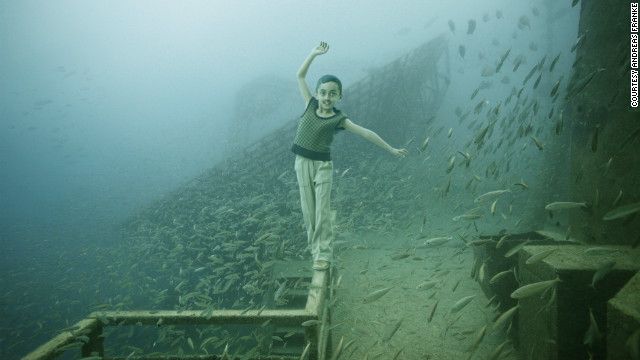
[316,74,342,94]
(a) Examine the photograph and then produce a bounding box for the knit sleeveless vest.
[291,97,347,161]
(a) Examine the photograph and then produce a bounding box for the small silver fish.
[424,236,452,246]
[416,280,439,290]
[451,295,476,313]
[363,287,393,303]
[474,190,511,203]
[525,248,557,265]
[545,202,586,211]
[511,277,561,299]
[603,201,640,220]
[490,269,514,284]
[590,260,615,289]
[493,305,518,331]
[504,240,530,258]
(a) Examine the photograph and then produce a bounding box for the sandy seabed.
[327,230,519,360]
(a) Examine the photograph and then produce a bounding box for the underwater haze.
[1,0,473,241]
[1,0,584,359]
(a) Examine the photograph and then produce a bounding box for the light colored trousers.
[294,155,333,262]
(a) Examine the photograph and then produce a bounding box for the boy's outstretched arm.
[341,119,408,157]
[297,42,329,106]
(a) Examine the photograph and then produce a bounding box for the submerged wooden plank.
[90,309,315,327]
[22,318,99,360]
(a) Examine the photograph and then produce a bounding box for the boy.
[292,41,408,270]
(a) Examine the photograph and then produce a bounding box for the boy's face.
[316,81,342,112]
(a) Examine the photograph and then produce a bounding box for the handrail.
[22,269,329,360]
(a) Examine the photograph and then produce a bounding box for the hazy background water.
[0,0,580,357]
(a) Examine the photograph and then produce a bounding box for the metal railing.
[22,269,330,360]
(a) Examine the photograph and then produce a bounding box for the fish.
[382,318,403,342]
[424,236,452,246]
[590,260,616,289]
[451,279,461,292]
[513,56,524,72]
[490,199,498,216]
[391,253,410,260]
[470,88,480,100]
[57,342,85,351]
[428,301,438,322]
[603,201,640,220]
[404,137,415,148]
[467,19,476,34]
[523,65,537,85]
[474,121,493,146]
[474,189,511,203]
[493,305,518,331]
[532,6,540,16]
[495,47,512,72]
[420,137,430,152]
[537,55,547,70]
[517,15,530,30]
[416,280,439,290]
[583,308,601,346]
[611,190,624,210]
[302,319,321,326]
[571,34,586,53]
[511,277,561,299]
[448,19,455,33]
[451,295,476,313]
[526,248,557,265]
[478,262,486,283]
[545,202,586,211]
[467,324,487,353]
[496,235,508,249]
[446,156,455,173]
[620,126,640,150]
[490,269,514,284]
[565,68,605,101]
[529,135,543,151]
[513,181,529,190]
[274,280,287,301]
[550,76,563,97]
[504,240,530,258]
[300,342,312,360]
[452,213,484,221]
[363,286,393,303]
[481,66,495,77]
[549,52,562,72]
[533,74,542,89]
[459,45,466,58]
[457,151,471,167]
[555,111,564,135]
[466,239,496,247]
[487,339,512,360]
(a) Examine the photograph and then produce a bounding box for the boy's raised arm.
[297,42,329,106]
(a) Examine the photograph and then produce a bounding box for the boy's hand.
[391,148,408,158]
[311,41,329,56]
